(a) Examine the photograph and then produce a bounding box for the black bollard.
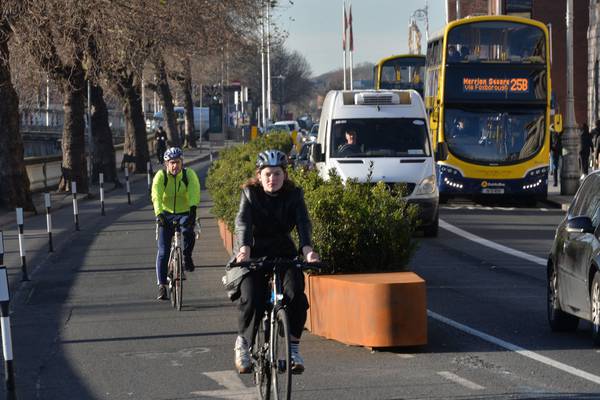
[0,264,17,397]
[146,161,153,197]
[0,231,4,265]
[125,168,131,205]
[72,181,80,231]
[99,173,106,216]
[44,193,53,252]
[16,208,29,281]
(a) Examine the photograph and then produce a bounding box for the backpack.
[162,168,189,189]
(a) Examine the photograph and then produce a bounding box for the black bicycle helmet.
[256,149,288,169]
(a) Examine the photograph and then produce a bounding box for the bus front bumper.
[438,169,548,198]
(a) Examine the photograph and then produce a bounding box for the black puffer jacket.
[234,184,312,258]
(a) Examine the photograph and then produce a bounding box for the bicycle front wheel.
[271,308,291,400]
[254,316,271,400]
[174,247,183,310]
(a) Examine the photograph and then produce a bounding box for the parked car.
[308,123,319,141]
[547,171,600,345]
[292,140,315,170]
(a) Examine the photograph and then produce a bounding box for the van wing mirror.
[554,114,563,133]
[309,143,325,163]
[435,142,449,162]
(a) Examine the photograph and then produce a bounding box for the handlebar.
[227,257,327,273]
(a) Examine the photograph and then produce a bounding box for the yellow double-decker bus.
[425,15,561,202]
[373,54,425,96]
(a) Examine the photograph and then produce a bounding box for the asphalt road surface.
[2,164,600,399]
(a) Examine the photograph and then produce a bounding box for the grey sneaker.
[156,284,168,301]
[234,336,251,374]
[290,349,305,374]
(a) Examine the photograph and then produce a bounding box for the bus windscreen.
[446,21,545,64]
[444,107,545,165]
[379,58,425,91]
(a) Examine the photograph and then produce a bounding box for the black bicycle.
[229,257,324,400]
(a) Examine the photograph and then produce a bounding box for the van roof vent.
[354,92,401,105]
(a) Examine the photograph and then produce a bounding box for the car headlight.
[415,175,437,195]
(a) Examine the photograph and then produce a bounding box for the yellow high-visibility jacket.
[151,168,200,215]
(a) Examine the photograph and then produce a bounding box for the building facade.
[588,1,600,128]
[447,0,589,127]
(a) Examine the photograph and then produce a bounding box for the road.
[2,160,600,399]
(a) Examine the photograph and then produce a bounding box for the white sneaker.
[234,336,251,374]
[290,349,304,374]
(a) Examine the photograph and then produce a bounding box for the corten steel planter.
[217,219,234,255]
[305,272,427,348]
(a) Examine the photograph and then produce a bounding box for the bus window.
[447,21,545,63]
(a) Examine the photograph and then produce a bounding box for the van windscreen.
[331,118,430,158]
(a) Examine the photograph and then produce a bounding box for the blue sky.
[275,0,446,76]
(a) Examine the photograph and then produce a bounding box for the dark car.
[547,171,600,345]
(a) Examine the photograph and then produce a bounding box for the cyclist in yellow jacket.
[151,147,201,300]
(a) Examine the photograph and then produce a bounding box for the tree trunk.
[57,61,88,193]
[0,25,34,211]
[117,73,149,173]
[90,83,120,186]
[180,58,196,148]
[155,57,179,147]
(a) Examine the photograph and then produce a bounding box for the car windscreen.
[330,118,430,158]
[444,106,545,165]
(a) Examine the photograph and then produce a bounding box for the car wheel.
[547,262,579,332]
[591,272,600,346]
[423,215,439,238]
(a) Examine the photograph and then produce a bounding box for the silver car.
[547,171,600,345]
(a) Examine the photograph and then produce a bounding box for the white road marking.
[119,347,210,360]
[191,370,256,399]
[439,219,546,266]
[397,353,415,359]
[429,310,600,386]
[437,371,484,390]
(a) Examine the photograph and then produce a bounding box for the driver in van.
[337,129,361,155]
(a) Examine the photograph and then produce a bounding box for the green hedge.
[206,138,419,273]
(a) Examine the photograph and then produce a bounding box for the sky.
[275,0,446,77]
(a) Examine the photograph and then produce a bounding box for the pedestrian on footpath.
[230,149,320,375]
[154,126,168,164]
[580,123,593,176]
[550,128,562,187]
[151,147,201,301]
[592,120,600,169]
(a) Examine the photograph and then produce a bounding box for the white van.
[309,89,445,236]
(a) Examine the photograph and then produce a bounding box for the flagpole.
[349,2,354,90]
[342,0,347,90]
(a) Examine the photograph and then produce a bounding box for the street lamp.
[411,1,429,44]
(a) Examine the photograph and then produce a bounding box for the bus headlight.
[415,175,437,195]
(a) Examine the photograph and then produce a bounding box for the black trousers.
[238,266,308,346]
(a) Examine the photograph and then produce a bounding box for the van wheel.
[591,272,600,346]
[547,262,579,332]
[423,215,439,238]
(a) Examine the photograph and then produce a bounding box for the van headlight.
[414,175,437,195]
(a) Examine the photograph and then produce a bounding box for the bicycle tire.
[168,251,176,308]
[253,316,271,400]
[271,308,291,400]
[175,247,183,311]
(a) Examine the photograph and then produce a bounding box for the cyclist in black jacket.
[233,149,319,374]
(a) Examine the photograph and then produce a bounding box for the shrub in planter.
[290,167,419,273]
[206,133,293,229]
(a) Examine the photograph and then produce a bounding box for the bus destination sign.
[463,77,529,93]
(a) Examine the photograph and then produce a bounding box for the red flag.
[343,4,347,50]
[349,5,354,51]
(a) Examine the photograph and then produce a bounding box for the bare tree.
[0,3,34,210]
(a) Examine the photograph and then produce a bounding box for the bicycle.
[228,257,325,400]
[156,219,201,311]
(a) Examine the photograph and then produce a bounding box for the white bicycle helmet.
[164,147,183,161]
[256,149,288,169]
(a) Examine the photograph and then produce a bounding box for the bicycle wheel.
[253,316,271,400]
[168,251,176,308]
[174,247,183,311]
[271,308,291,400]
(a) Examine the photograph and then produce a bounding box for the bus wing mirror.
[429,109,439,131]
[309,143,325,163]
[554,114,563,133]
[435,142,449,162]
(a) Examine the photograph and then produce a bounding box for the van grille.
[369,182,416,196]
[361,95,394,105]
